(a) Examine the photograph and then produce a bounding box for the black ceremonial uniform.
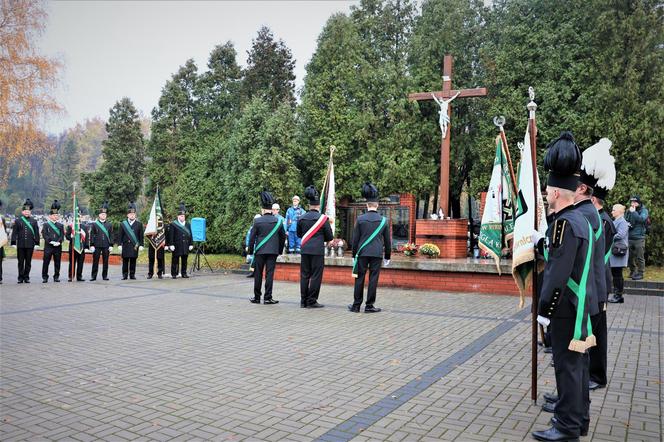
[539,205,593,438]
[11,214,40,283]
[0,214,6,284]
[248,212,287,303]
[169,221,192,278]
[351,210,391,311]
[66,223,89,282]
[41,219,65,282]
[297,208,333,307]
[119,219,143,279]
[90,219,114,280]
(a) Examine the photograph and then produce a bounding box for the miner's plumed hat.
[22,199,34,211]
[580,138,615,199]
[127,202,137,214]
[260,190,275,210]
[304,185,320,205]
[544,131,582,191]
[361,182,379,202]
[50,200,61,214]
[178,202,187,215]
[99,201,109,214]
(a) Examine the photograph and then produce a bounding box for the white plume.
[582,138,615,190]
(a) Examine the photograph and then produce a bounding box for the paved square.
[1,263,661,441]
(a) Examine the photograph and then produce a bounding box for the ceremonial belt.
[249,221,282,271]
[121,220,139,248]
[21,216,35,236]
[95,220,111,243]
[172,222,192,238]
[47,220,61,237]
[564,221,594,352]
[352,217,386,277]
[300,214,328,247]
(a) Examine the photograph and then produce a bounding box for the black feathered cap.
[544,131,582,191]
[22,198,34,210]
[127,202,137,214]
[99,201,109,214]
[304,185,320,205]
[361,182,379,202]
[178,202,186,215]
[50,200,61,214]
[259,189,275,210]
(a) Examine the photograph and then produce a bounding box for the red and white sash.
[300,214,328,247]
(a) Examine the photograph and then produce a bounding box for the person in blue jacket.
[286,195,304,253]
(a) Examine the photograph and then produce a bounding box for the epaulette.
[551,219,567,248]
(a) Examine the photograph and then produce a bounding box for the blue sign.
[191,217,206,242]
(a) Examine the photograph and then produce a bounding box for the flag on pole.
[512,123,547,308]
[145,189,166,249]
[72,192,83,254]
[320,145,336,234]
[478,135,515,274]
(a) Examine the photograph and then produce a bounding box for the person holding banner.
[168,203,193,279]
[89,202,114,281]
[119,202,144,280]
[248,190,287,304]
[66,220,88,282]
[297,186,333,308]
[148,227,166,279]
[41,200,65,283]
[349,183,391,313]
[11,199,40,283]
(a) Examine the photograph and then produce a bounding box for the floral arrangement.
[419,243,440,258]
[400,243,418,257]
[328,238,345,248]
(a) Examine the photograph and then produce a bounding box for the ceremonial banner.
[512,124,547,308]
[72,193,82,254]
[320,145,336,234]
[145,189,166,249]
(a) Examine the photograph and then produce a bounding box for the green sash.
[172,221,192,238]
[565,221,594,344]
[121,220,139,247]
[95,220,111,243]
[352,217,387,276]
[249,220,282,270]
[21,216,35,236]
[47,220,61,237]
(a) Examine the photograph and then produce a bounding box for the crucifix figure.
[409,55,488,216]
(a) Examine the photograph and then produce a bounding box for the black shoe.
[18,279,24,283]
[307,302,324,309]
[300,302,307,308]
[90,278,96,282]
[631,273,643,280]
[348,304,360,313]
[264,299,279,305]
[542,401,556,413]
[24,279,30,283]
[122,276,128,280]
[543,346,553,354]
[249,298,261,304]
[246,273,254,278]
[543,393,558,403]
[532,426,579,441]
[364,306,382,313]
[42,278,48,283]
[53,278,60,282]
[129,276,136,280]
[147,275,153,279]
[589,381,605,390]
[77,278,85,282]
[103,277,109,281]
[608,294,624,303]
[172,275,177,279]
[157,274,163,279]
[182,274,189,278]
[68,278,73,282]
[550,418,588,437]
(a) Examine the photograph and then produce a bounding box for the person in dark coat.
[248,190,287,304]
[296,185,333,308]
[118,202,144,280]
[65,219,89,282]
[89,201,114,281]
[0,199,8,284]
[11,198,40,283]
[168,203,192,279]
[349,183,391,313]
[41,200,65,283]
[532,132,593,442]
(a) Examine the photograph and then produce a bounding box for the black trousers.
[171,254,188,277]
[253,254,277,300]
[611,266,624,295]
[589,307,608,386]
[352,256,382,308]
[148,245,165,276]
[122,257,137,278]
[17,247,35,281]
[551,316,588,437]
[91,248,110,279]
[42,246,62,280]
[0,251,3,281]
[300,254,324,305]
[68,249,85,280]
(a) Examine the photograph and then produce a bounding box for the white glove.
[629,206,636,212]
[169,245,175,251]
[118,245,122,252]
[531,229,544,246]
[12,244,17,248]
[188,245,193,251]
[34,245,40,250]
[84,248,91,253]
[90,246,95,253]
[383,259,391,266]
[537,315,551,327]
[49,241,57,246]
[139,246,144,251]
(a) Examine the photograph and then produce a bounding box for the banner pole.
[527,87,539,404]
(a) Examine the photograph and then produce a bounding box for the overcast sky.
[40,1,360,134]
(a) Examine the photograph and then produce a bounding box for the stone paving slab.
[0,263,661,441]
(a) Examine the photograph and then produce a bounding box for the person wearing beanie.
[247,190,286,304]
[531,132,594,442]
[349,182,391,314]
[625,195,649,280]
[41,200,65,283]
[11,198,40,283]
[118,202,144,280]
[168,203,193,279]
[89,201,114,281]
[296,185,333,308]
[286,195,304,253]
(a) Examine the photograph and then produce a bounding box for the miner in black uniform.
[168,203,192,279]
[296,186,333,308]
[66,218,89,282]
[89,201,114,281]
[349,183,391,313]
[11,199,40,283]
[248,190,287,304]
[532,132,594,442]
[41,200,65,283]
[147,222,167,279]
[119,202,144,280]
[0,199,7,284]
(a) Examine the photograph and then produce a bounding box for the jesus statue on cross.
[431,91,460,138]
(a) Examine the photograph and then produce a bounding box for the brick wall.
[415,219,468,258]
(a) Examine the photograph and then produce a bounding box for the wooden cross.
[408,55,487,217]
